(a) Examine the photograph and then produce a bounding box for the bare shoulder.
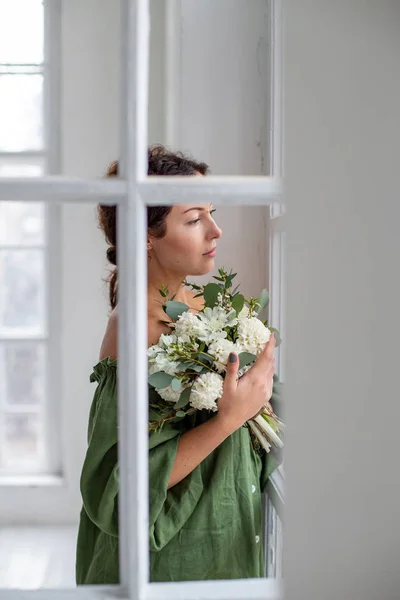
[99,308,118,361]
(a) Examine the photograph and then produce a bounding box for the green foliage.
[231,293,245,315]
[203,283,223,308]
[148,371,174,389]
[174,387,191,409]
[238,352,257,370]
[164,300,190,320]
[269,327,282,347]
[171,378,182,392]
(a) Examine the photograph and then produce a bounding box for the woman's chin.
[188,262,215,277]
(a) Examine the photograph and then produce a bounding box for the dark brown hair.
[98,144,209,310]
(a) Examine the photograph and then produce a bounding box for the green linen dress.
[75,357,282,584]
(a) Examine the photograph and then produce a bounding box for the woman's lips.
[203,248,216,257]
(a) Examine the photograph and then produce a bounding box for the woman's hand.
[216,333,276,433]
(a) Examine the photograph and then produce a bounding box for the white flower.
[174,311,206,339]
[155,384,182,404]
[159,333,176,348]
[149,352,180,376]
[147,343,164,359]
[190,372,224,412]
[196,306,238,342]
[237,317,271,356]
[208,339,241,373]
[238,305,250,321]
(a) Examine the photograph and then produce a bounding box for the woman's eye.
[188,210,216,225]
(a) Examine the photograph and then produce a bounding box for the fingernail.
[229,353,237,363]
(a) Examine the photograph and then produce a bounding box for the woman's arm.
[168,336,277,488]
[168,414,236,488]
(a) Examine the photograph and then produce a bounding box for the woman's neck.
[147,274,192,317]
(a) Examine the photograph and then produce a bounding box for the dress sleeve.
[148,420,204,552]
[80,369,204,550]
[260,375,284,492]
[79,369,119,537]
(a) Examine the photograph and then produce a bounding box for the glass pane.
[0,202,45,246]
[0,344,45,406]
[0,0,44,64]
[0,75,43,151]
[1,413,40,469]
[0,249,45,336]
[0,163,44,178]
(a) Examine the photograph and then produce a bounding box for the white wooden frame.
[0,0,283,597]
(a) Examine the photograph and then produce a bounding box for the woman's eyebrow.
[182,204,213,214]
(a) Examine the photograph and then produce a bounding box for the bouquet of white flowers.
[147,268,284,453]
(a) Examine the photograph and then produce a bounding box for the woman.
[75,144,280,584]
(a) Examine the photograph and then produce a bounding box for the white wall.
[284,2,400,599]
[171,0,271,301]
[1,0,273,524]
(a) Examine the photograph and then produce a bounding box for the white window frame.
[0,0,63,479]
[0,0,283,597]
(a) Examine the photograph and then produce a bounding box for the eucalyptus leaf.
[190,363,204,372]
[177,362,190,371]
[149,410,165,422]
[148,371,174,389]
[256,289,270,309]
[238,351,257,370]
[165,300,190,320]
[176,410,186,418]
[269,327,282,347]
[171,378,182,392]
[175,386,191,409]
[203,283,222,308]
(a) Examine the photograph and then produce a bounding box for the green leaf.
[190,363,204,372]
[148,371,174,389]
[176,362,190,371]
[256,289,270,309]
[231,294,245,315]
[174,386,191,409]
[231,284,241,295]
[195,352,213,365]
[174,388,191,409]
[159,284,169,298]
[269,327,282,347]
[203,283,223,308]
[164,300,190,320]
[176,410,186,418]
[238,352,257,370]
[171,378,182,392]
[149,410,164,422]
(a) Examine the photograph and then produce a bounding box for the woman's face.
[149,202,223,276]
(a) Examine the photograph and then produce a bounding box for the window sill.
[0,475,67,488]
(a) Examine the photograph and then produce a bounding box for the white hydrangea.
[189,372,224,412]
[237,305,250,321]
[237,317,271,356]
[159,333,176,348]
[208,338,241,373]
[174,311,207,339]
[196,306,238,342]
[149,352,180,376]
[155,384,182,404]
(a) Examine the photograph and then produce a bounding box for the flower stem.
[253,414,284,448]
[248,421,271,453]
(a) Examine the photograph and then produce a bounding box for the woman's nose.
[213,223,222,239]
